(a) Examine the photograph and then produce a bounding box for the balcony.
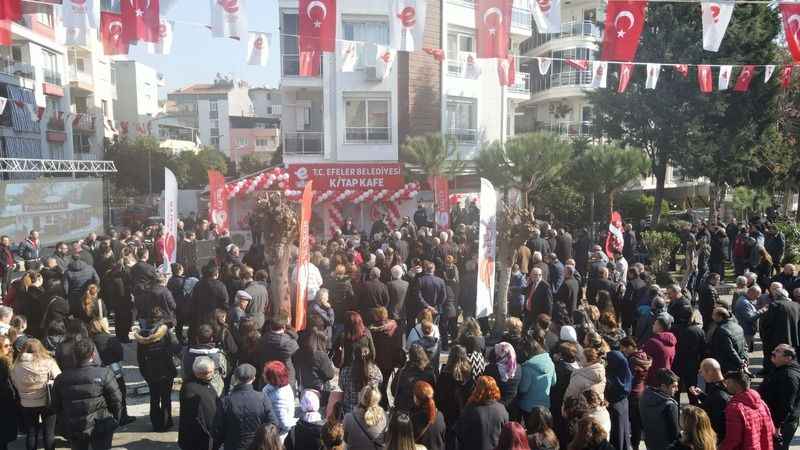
[512,6,531,30]
[531,70,592,93]
[520,20,601,54]
[47,117,65,131]
[0,58,35,80]
[283,131,323,155]
[509,72,530,94]
[266,105,282,115]
[43,68,61,85]
[543,120,593,136]
[72,113,95,133]
[69,67,94,93]
[447,128,478,145]
[345,127,390,144]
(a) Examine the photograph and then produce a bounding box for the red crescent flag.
[208,170,229,234]
[497,55,516,86]
[698,64,713,93]
[294,180,314,331]
[733,65,755,92]
[601,0,648,61]
[100,12,130,55]
[121,0,160,43]
[475,0,512,59]
[780,65,794,89]
[299,49,321,76]
[604,211,624,258]
[781,3,800,62]
[565,58,589,70]
[299,0,336,52]
[618,63,634,93]
[675,64,689,78]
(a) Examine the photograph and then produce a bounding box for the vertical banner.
[476,178,497,319]
[605,211,624,258]
[294,180,314,331]
[430,176,450,230]
[207,170,229,234]
[164,168,178,264]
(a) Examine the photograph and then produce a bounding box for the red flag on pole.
[299,0,336,52]
[475,0,511,59]
[100,12,130,55]
[674,64,689,78]
[698,64,713,93]
[294,180,314,331]
[121,0,160,43]
[600,0,648,62]
[733,65,755,92]
[604,211,624,258]
[781,3,800,62]
[208,170,229,234]
[780,65,794,88]
[618,63,633,93]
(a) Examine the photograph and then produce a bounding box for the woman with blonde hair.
[565,348,607,400]
[11,338,61,450]
[568,417,613,450]
[667,406,716,450]
[0,335,19,450]
[79,284,104,324]
[343,385,387,450]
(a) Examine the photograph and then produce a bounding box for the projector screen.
[0,179,104,247]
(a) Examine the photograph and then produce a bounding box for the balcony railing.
[43,68,62,85]
[0,59,35,80]
[47,117,65,131]
[284,131,323,155]
[509,72,530,93]
[73,113,95,132]
[531,70,593,93]
[512,7,531,29]
[520,20,600,54]
[543,121,593,136]
[69,68,94,86]
[266,105,282,115]
[282,54,323,77]
[447,128,478,145]
[345,127,390,144]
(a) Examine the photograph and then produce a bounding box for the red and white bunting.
[618,63,633,93]
[718,65,732,90]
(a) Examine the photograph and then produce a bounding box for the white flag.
[375,45,395,80]
[701,1,734,52]
[164,168,178,263]
[148,18,174,55]
[210,0,247,40]
[590,61,608,88]
[0,97,7,116]
[476,178,497,319]
[391,0,427,52]
[718,65,732,90]
[463,54,482,79]
[765,65,776,83]
[537,57,552,75]
[531,0,561,33]
[246,32,269,66]
[62,0,97,45]
[645,63,661,89]
[340,41,358,72]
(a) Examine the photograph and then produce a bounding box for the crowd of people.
[0,207,796,450]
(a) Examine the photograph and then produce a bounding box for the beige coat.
[564,361,606,400]
[11,353,61,408]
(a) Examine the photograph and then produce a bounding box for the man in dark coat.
[526,229,550,256]
[587,266,617,306]
[392,232,410,264]
[526,267,553,323]
[623,224,638,263]
[697,273,721,331]
[760,344,800,450]
[759,289,800,373]
[726,219,739,262]
[556,228,573,263]
[387,265,409,322]
[129,247,157,296]
[709,227,726,281]
[213,364,276,450]
[359,267,390,318]
[190,264,229,340]
[415,261,447,317]
[179,356,222,450]
[62,255,100,316]
[622,267,648,332]
[766,224,786,272]
[52,338,122,450]
[690,358,731,442]
[709,307,749,374]
[242,268,269,331]
[556,266,580,323]
[71,241,94,267]
[547,253,565,296]
[257,310,299,386]
[135,273,177,325]
[666,284,693,334]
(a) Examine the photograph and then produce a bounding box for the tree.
[476,132,573,207]
[254,192,298,320]
[238,154,271,175]
[105,136,172,195]
[586,2,781,224]
[171,147,230,188]
[572,143,649,215]
[493,202,537,335]
[401,134,464,218]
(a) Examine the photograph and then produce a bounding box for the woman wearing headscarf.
[285,390,326,450]
[484,342,521,408]
[605,350,633,450]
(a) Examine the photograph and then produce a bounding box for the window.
[237,137,248,146]
[73,134,91,153]
[110,66,116,85]
[210,137,220,147]
[11,47,22,63]
[343,18,389,68]
[267,93,272,100]
[209,119,220,130]
[45,96,61,114]
[209,101,218,112]
[256,138,272,147]
[101,100,109,117]
[49,143,64,159]
[266,106,273,114]
[447,32,475,75]
[345,96,390,143]
[446,97,477,144]
[281,13,300,75]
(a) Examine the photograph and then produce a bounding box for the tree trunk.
[589,193,596,242]
[268,242,292,321]
[709,182,721,224]
[608,190,616,217]
[652,159,668,224]
[492,243,513,336]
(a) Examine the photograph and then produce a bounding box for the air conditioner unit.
[364,66,384,82]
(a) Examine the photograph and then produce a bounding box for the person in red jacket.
[720,370,776,450]
[641,315,677,387]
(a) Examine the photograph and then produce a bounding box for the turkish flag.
[675,64,689,78]
[565,59,589,70]
[781,3,800,62]
[0,0,21,21]
[733,65,755,92]
[101,12,130,55]
[601,0,648,62]
[618,63,633,93]
[475,0,511,59]
[299,0,336,52]
[121,0,160,43]
[299,49,321,76]
[497,55,516,86]
[698,64,713,93]
[780,65,793,89]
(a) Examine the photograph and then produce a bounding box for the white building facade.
[112,60,160,137]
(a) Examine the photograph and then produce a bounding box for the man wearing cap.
[230,290,251,331]
[214,364,276,450]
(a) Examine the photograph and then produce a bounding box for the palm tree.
[476,132,573,207]
[401,134,464,220]
[572,143,649,219]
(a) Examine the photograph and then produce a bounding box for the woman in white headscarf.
[285,389,326,450]
[483,342,521,408]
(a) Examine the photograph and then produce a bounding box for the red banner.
[121,0,159,43]
[294,180,313,331]
[430,176,450,230]
[208,170,229,234]
[101,12,129,55]
[781,2,800,63]
[475,0,511,59]
[299,0,336,52]
[288,163,404,190]
[600,0,648,62]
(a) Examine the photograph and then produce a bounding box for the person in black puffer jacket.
[213,363,277,450]
[134,308,180,432]
[393,344,436,412]
[52,338,122,450]
[708,307,749,374]
[88,316,134,426]
[135,273,177,327]
[63,256,100,317]
[182,324,227,397]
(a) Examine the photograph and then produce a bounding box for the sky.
[124,0,281,97]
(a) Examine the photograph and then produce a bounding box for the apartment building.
[249,86,282,119]
[229,116,280,164]
[166,76,254,157]
[278,0,532,165]
[112,60,160,137]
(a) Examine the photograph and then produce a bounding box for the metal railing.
[543,121,593,136]
[510,72,530,93]
[73,113,95,132]
[267,105,282,115]
[284,131,323,155]
[282,54,323,77]
[43,68,62,85]
[345,127,390,144]
[447,128,478,145]
[520,20,600,53]
[0,59,35,79]
[69,67,94,86]
[47,117,65,131]
[531,70,593,93]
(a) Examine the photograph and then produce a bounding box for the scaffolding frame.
[0,158,118,173]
